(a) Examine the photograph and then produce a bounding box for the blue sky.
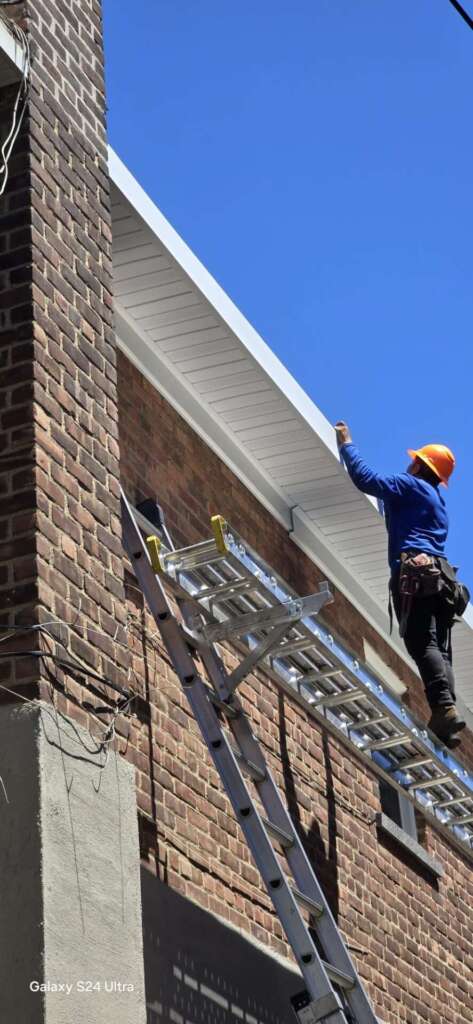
[103,0,472,582]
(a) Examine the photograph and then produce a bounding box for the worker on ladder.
[335,422,469,749]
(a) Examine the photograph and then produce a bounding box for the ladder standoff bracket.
[146,534,163,574]
[319,580,335,606]
[211,514,229,554]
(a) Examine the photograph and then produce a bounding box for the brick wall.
[0,1,129,710]
[118,351,473,1024]
[0,4,470,1022]
[0,65,38,695]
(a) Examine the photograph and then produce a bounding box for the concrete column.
[0,703,146,1024]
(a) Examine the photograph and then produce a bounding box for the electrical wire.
[0,18,31,196]
[0,677,125,770]
[0,621,135,766]
[0,642,132,698]
[447,0,473,29]
[0,611,135,778]
[0,620,134,767]
[0,622,132,699]
[40,628,133,759]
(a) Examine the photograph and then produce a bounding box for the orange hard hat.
[407,444,455,486]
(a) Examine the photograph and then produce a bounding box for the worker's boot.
[428,705,466,748]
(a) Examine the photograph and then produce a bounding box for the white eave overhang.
[108,147,473,718]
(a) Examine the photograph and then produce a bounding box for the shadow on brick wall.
[142,869,303,1024]
[278,693,339,924]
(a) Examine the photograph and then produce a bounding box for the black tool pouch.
[393,552,469,639]
[396,552,442,638]
[437,557,470,620]
[399,552,443,598]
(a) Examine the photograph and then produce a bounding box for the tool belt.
[392,551,470,639]
[399,551,442,599]
[435,556,470,619]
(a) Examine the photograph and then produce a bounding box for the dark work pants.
[391,573,455,709]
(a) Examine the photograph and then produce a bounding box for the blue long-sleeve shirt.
[340,443,448,571]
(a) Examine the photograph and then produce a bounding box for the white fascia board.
[108,146,377,513]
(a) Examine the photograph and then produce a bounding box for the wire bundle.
[0,14,30,196]
[0,619,134,755]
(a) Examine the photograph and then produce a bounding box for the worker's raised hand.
[335,421,352,448]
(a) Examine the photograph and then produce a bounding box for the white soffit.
[108,147,473,716]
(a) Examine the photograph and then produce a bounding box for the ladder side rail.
[178,677,347,1023]
[121,493,349,1023]
[194,639,379,1024]
[230,707,378,1024]
[284,657,473,799]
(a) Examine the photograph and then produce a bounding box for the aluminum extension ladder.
[126,500,473,854]
[121,490,380,1024]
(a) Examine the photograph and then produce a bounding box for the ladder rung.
[291,886,324,918]
[262,817,295,849]
[274,637,316,657]
[300,667,343,685]
[397,754,434,771]
[434,794,470,809]
[409,774,452,791]
[314,687,365,709]
[197,578,253,602]
[456,812,473,826]
[162,540,223,574]
[202,600,303,643]
[322,961,356,991]
[360,714,390,728]
[232,747,267,783]
[367,734,410,751]
[209,692,239,719]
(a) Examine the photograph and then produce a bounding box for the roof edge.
[109,147,348,467]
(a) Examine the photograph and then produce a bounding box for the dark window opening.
[379,780,418,840]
